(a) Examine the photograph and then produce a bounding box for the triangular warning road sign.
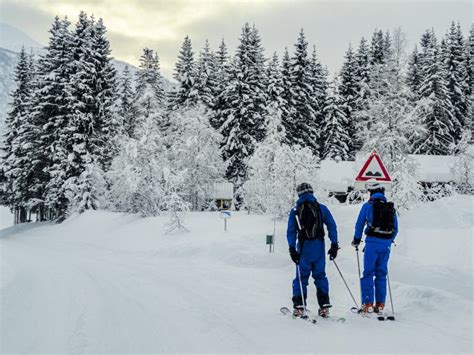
[355,149,391,182]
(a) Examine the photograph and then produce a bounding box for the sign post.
[355,149,392,191]
[266,234,274,253]
[220,210,231,231]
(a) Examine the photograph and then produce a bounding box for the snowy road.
[1,196,473,353]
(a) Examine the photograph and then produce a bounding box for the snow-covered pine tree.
[287,29,319,154]
[416,29,457,155]
[89,17,118,170]
[443,22,469,142]
[321,80,351,160]
[338,44,359,157]
[309,45,328,154]
[357,28,422,168]
[210,39,230,129]
[357,29,424,207]
[29,16,75,219]
[1,47,36,222]
[215,23,268,191]
[406,45,422,99]
[134,48,166,134]
[355,37,371,99]
[249,23,269,142]
[352,37,371,151]
[216,38,229,69]
[118,65,137,136]
[266,52,284,109]
[467,25,474,137]
[196,39,218,109]
[58,12,115,214]
[280,47,294,145]
[383,30,393,61]
[369,29,385,65]
[171,35,198,108]
[58,12,96,214]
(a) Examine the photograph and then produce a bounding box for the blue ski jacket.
[354,192,398,244]
[287,193,338,252]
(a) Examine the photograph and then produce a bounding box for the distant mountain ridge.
[0,23,42,52]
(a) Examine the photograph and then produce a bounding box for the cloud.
[1,0,472,79]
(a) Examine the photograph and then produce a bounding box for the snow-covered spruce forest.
[1,12,473,223]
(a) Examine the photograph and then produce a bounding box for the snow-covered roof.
[409,154,456,183]
[320,154,461,192]
[208,182,234,199]
[319,159,357,191]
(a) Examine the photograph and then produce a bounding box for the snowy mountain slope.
[0,47,17,128]
[0,23,42,52]
[0,196,472,353]
[0,24,174,132]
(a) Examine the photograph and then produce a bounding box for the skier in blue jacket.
[352,182,398,315]
[287,183,339,318]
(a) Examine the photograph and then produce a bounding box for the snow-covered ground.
[0,196,472,353]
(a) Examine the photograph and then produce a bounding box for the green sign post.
[266,234,274,253]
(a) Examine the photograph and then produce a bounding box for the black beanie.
[296,183,313,197]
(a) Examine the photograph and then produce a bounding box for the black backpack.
[296,201,324,240]
[367,199,395,239]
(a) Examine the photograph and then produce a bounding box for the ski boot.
[360,303,374,315]
[318,304,332,318]
[292,306,305,318]
[374,302,385,315]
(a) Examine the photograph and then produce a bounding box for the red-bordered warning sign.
[355,149,392,182]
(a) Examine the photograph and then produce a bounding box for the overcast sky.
[0,0,472,79]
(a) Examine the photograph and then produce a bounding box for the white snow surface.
[1,196,472,353]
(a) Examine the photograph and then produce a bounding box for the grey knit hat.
[296,182,313,197]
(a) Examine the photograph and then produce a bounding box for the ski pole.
[387,272,395,321]
[296,264,307,314]
[355,246,362,305]
[332,259,359,309]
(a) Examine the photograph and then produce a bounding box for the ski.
[350,307,394,321]
[280,307,317,324]
[280,307,346,323]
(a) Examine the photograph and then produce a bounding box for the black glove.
[289,247,300,264]
[351,238,361,248]
[328,243,339,260]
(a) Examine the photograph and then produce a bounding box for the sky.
[0,0,472,79]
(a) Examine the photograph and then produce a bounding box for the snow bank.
[0,196,472,353]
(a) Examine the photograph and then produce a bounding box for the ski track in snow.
[0,196,473,353]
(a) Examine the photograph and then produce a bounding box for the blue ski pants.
[292,240,329,307]
[361,239,391,304]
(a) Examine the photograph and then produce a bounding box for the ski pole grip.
[295,214,302,231]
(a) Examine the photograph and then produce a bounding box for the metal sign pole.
[220,210,231,232]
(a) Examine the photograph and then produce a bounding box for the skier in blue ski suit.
[352,183,398,314]
[287,183,339,316]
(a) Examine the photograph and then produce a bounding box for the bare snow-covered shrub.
[167,106,226,211]
[242,112,319,218]
[107,116,168,217]
[390,157,424,211]
[450,132,474,195]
